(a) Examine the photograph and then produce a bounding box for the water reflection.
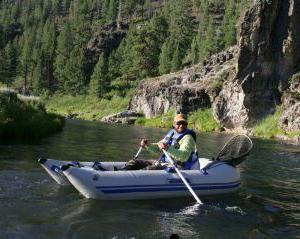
[0,120,299,238]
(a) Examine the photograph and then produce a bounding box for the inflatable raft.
[38,134,252,200]
[38,158,241,200]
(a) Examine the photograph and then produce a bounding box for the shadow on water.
[0,120,299,239]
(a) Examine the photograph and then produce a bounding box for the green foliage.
[254,109,284,138]
[135,108,221,132]
[158,40,173,74]
[188,108,221,132]
[0,0,248,98]
[46,93,131,120]
[253,107,300,138]
[89,53,109,97]
[0,89,64,143]
[54,21,74,92]
[135,110,175,128]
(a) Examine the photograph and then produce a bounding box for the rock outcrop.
[129,0,300,137]
[129,46,238,118]
[214,0,300,130]
[279,73,300,131]
[86,23,128,62]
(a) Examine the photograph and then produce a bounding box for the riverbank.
[45,94,299,145]
[0,89,64,143]
[45,94,131,120]
[136,108,300,145]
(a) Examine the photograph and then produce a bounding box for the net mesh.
[216,135,253,162]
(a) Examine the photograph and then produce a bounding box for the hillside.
[0,0,299,144]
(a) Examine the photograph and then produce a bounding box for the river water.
[0,120,299,239]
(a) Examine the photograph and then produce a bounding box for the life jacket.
[160,128,199,170]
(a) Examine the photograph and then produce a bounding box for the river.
[0,120,299,239]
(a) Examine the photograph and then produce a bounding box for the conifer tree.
[32,50,45,94]
[4,41,18,85]
[54,21,74,92]
[41,19,56,91]
[222,0,238,48]
[159,39,172,75]
[19,31,35,93]
[64,45,87,94]
[171,43,181,72]
[0,50,10,85]
[89,53,108,98]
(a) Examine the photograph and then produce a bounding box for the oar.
[133,146,143,160]
[162,149,203,205]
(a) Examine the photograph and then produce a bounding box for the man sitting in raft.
[123,113,199,170]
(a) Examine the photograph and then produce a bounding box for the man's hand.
[140,139,149,148]
[158,141,168,150]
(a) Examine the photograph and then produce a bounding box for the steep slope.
[130,0,300,136]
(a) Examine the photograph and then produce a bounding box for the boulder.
[101,110,141,124]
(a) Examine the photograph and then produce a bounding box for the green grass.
[135,108,221,132]
[45,93,131,120]
[188,108,221,132]
[254,107,300,138]
[135,110,175,128]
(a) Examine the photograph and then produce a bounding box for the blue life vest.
[160,128,198,170]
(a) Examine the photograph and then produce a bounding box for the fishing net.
[215,134,253,166]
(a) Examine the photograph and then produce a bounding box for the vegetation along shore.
[0,88,64,143]
[0,0,299,144]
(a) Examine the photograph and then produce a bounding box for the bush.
[0,91,64,143]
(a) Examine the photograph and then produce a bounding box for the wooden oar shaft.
[162,149,203,205]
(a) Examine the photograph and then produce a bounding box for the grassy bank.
[45,92,298,141]
[135,107,299,140]
[45,94,131,120]
[253,107,300,139]
[135,108,221,132]
[0,89,64,143]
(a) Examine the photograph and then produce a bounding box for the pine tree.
[222,0,238,48]
[32,50,45,94]
[0,49,10,85]
[41,19,56,91]
[4,41,18,85]
[64,45,87,94]
[108,49,122,82]
[159,0,194,73]
[54,21,74,92]
[158,39,173,75]
[89,53,109,98]
[190,36,200,64]
[171,43,181,72]
[19,31,35,93]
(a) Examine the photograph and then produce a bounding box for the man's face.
[173,121,187,133]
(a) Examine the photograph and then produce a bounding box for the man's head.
[173,113,187,133]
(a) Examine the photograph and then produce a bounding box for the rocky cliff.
[129,46,238,118]
[129,0,300,136]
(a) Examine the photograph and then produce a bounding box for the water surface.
[0,120,299,238]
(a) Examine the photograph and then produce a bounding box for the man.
[123,113,199,170]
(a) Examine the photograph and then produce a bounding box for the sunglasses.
[175,121,187,126]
